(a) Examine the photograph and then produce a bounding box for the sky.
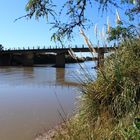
[0,0,54,49]
[0,0,134,50]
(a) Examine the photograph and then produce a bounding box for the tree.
[18,0,140,42]
[108,22,139,42]
[0,44,4,51]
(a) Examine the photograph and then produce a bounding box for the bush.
[78,38,140,139]
[44,38,140,140]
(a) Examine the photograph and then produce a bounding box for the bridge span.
[0,46,116,67]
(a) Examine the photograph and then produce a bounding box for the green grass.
[46,38,140,140]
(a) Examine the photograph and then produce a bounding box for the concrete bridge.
[0,45,116,67]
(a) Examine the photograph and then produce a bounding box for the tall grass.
[78,38,140,139]
[43,38,140,140]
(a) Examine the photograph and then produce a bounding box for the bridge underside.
[0,54,12,66]
[0,47,112,67]
[0,53,66,67]
[0,53,34,66]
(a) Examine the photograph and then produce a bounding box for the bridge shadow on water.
[56,68,80,87]
[0,65,80,87]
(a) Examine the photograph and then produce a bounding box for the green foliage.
[135,118,140,129]
[14,0,56,22]
[82,38,140,117]
[26,0,56,20]
[22,0,140,41]
[0,44,4,50]
[108,24,137,42]
[119,125,140,140]
[47,38,140,140]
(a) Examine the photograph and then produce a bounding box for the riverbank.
[0,62,86,140]
[35,123,65,140]
[35,38,140,140]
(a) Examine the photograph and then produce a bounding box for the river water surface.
[0,61,96,140]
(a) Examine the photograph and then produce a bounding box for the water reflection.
[0,66,80,87]
[0,85,77,140]
[0,61,95,140]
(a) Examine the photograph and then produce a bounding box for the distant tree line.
[0,44,4,51]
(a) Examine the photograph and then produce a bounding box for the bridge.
[0,45,116,67]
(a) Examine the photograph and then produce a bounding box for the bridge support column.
[22,53,34,66]
[97,49,104,68]
[55,53,65,68]
[0,54,12,66]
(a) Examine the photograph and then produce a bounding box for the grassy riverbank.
[37,38,140,140]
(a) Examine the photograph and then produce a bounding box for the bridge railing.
[4,44,87,51]
[2,44,116,52]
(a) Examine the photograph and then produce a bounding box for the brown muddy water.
[0,62,95,140]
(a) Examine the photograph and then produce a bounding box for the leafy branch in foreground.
[108,23,139,42]
[16,0,140,41]
[15,0,56,22]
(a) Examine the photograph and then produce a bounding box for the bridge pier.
[0,54,12,66]
[22,53,34,66]
[55,53,65,68]
[97,49,104,68]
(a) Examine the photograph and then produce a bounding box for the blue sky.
[0,0,54,49]
[0,0,133,49]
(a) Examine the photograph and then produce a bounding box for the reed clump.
[40,38,140,140]
[78,38,140,139]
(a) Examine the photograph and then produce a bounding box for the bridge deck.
[0,47,116,54]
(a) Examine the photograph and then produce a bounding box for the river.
[0,61,96,140]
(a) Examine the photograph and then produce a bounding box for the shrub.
[78,38,140,139]
[43,38,140,140]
